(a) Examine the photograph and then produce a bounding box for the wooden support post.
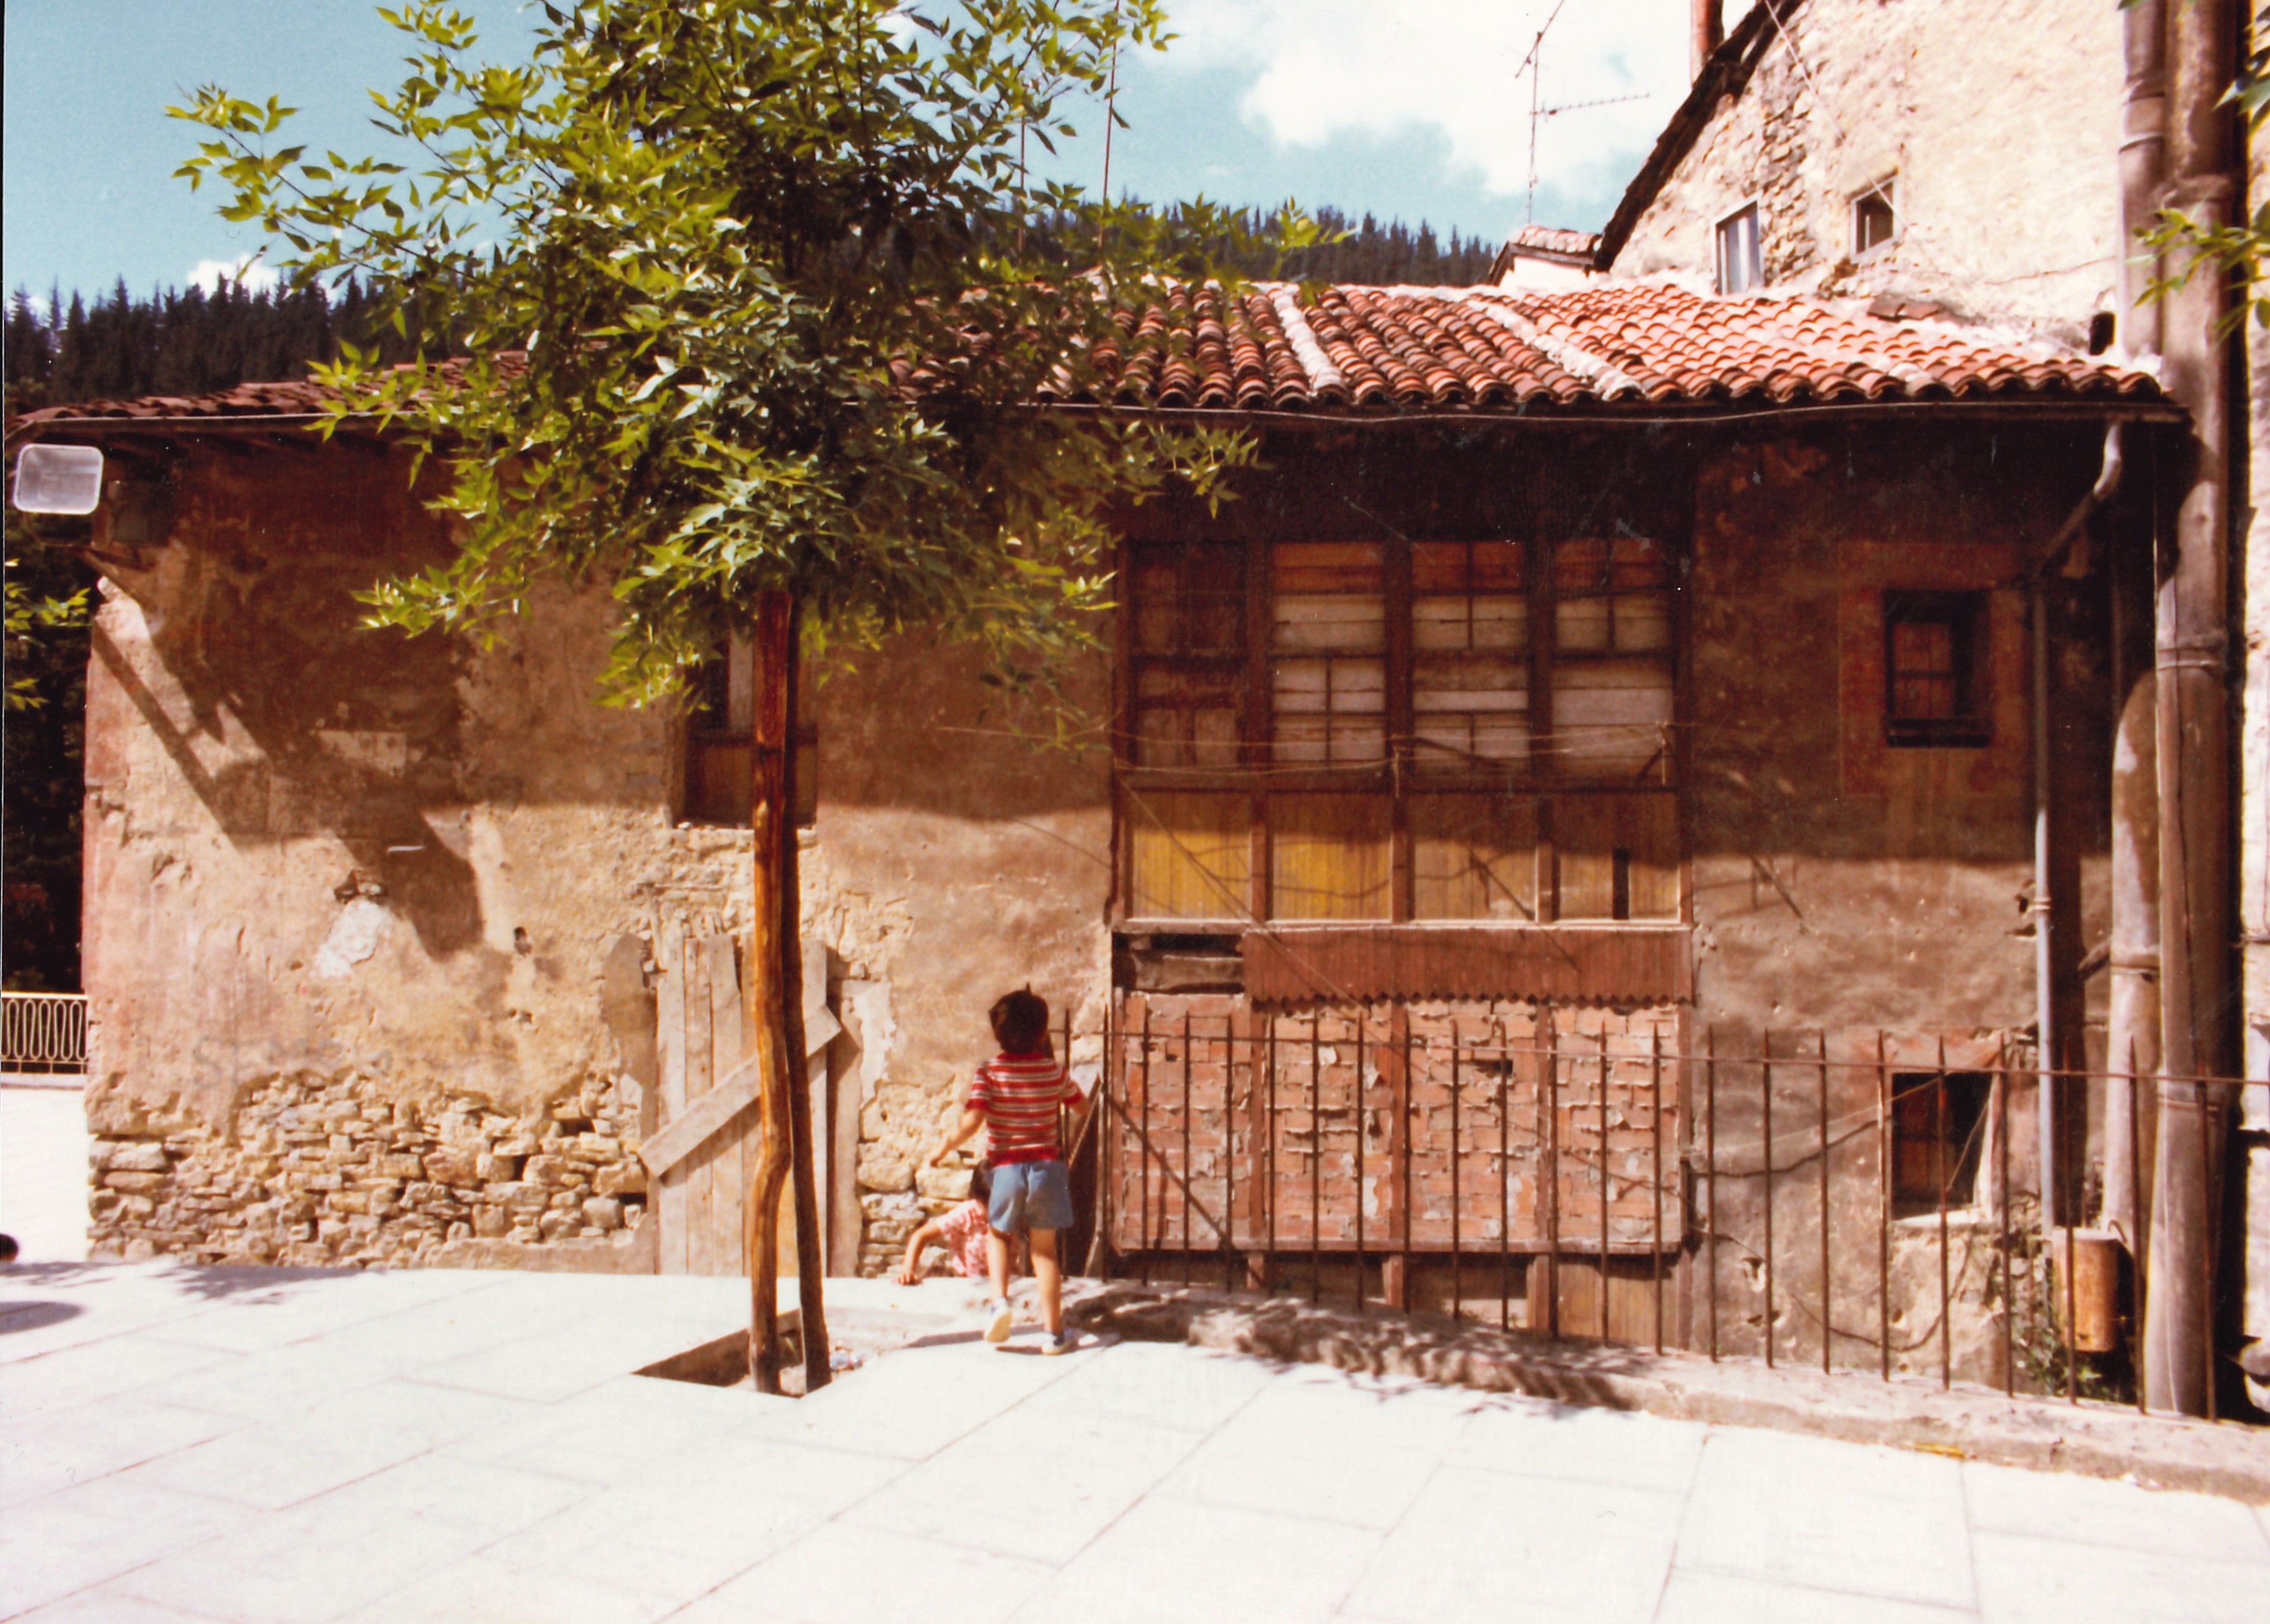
[743,591,830,1394]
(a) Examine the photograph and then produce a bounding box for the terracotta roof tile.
[14,285,2162,437]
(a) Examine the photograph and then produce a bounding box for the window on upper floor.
[1883,590,1989,749]
[682,634,818,827]
[1715,203,1762,295]
[1853,179,1898,257]
[1120,537,1681,927]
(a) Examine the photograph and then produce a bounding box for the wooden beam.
[638,1053,761,1177]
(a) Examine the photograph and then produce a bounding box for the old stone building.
[1601,0,2127,345]
[13,276,2179,1395]
[1589,0,2264,1414]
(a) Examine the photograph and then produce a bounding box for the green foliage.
[2132,3,2270,335]
[169,0,1317,708]
[2,553,86,714]
[2,512,94,990]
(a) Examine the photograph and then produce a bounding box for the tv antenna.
[1516,0,1651,223]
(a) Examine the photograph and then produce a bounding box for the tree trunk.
[744,591,831,1394]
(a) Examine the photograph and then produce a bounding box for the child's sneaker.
[983,1299,1014,1344]
[1041,1329,1076,1356]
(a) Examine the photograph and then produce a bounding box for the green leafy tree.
[172,0,1315,1387]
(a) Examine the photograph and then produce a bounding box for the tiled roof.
[12,280,2162,438]
[1063,281,2162,413]
[1502,225,1601,261]
[16,377,340,423]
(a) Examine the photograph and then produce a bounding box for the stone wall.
[1613,0,2124,344]
[90,1071,649,1269]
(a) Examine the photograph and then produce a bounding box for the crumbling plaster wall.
[1615,0,2123,342]
[75,443,1115,1270]
[1680,425,2114,1384]
[78,447,763,1266]
[804,635,1113,1273]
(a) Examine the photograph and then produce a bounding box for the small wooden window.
[1413,540,1530,776]
[1853,181,1897,256]
[1554,538,1675,780]
[1131,544,1245,768]
[684,635,817,827]
[1272,543,1387,767]
[1716,203,1762,294]
[1884,590,1989,748]
[1891,1070,1990,1216]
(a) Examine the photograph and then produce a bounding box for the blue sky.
[3,0,1695,305]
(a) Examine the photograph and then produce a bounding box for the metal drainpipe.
[2144,0,2237,1421]
[2035,426,2128,1234]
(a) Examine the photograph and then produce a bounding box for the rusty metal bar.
[1450,1035,1463,1323]
[1264,1019,1277,1293]
[1651,1028,1664,1356]
[1400,1008,1414,1311]
[1599,1030,1612,1343]
[2065,1162,2079,1406]
[2129,1037,2146,1413]
[1936,1037,1951,1391]
[2000,1051,2013,1397]
[1706,1027,1719,1362]
[1546,1029,1561,1340]
[1354,1020,1367,1310]
[1819,1030,1831,1375]
[1878,1030,1891,1382]
[2202,1107,2216,1424]
[1100,997,1114,1279]
[1310,1016,1322,1305]
[1224,1016,1238,1293]
[1499,1050,1512,1333]
[1182,1006,1194,1287]
[1139,1002,1153,1283]
[1763,1034,1776,1370]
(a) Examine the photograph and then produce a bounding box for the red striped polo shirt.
[968,1050,1077,1166]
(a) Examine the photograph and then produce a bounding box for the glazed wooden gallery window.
[1883,590,1989,748]
[683,634,819,828]
[1122,537,1680,925]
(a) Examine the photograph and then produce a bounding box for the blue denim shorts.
[987,1159,1074,1234]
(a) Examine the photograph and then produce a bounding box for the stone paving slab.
[2,1260,2266,1623]
[1065,1281,2270,1503]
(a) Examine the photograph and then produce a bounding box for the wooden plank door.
[652,924,796,1276]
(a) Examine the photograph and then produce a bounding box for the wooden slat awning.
[1240,924,1693,1007]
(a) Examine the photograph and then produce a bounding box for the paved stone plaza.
[2,1257,2266,1623]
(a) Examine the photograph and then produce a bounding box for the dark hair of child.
[988,986,1051,1056]
[968,1162,993,1204]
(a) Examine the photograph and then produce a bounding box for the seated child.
[892,1162,994,1285]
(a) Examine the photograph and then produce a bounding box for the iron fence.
[1076,1008,2266,1418]
[1,991,87,1080]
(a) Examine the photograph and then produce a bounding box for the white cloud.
[187,255,278,295]
[1159,0,1694,205]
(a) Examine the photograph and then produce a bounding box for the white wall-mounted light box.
[11,444,104,514]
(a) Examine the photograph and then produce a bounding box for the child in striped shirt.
[927,987,1085,1353]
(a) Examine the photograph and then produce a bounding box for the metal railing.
[1086,1009,2266,1418]
[1,990,88,1080]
